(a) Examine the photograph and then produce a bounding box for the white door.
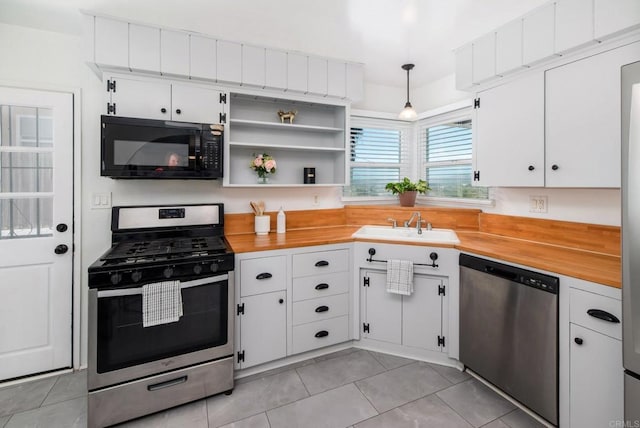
[0,87,73,381]
[362,270,402,344]
[403,275,442,351]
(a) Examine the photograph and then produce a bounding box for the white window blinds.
[344,117,411,197]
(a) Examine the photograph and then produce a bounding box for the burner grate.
[103,236,228,262]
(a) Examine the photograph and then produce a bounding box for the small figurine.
[277,109,297,124]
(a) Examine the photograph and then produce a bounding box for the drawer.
[292,272,350,302]
[570,287,622,339]
[240,255,286,297]
[292,293,349,326]
[292,249,349,278]
[292,315,349,354]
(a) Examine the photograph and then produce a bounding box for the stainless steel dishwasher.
[459,253,559,426]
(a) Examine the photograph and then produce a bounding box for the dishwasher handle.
[484,265,519,282]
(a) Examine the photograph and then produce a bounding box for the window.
[419,110,488,200]
[344,117,411,197]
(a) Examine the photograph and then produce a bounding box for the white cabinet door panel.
[217,40,242,84]
[190,35,216,80]
[265,49,287,90]
[474,72,545,187]
[496,19,523,75]
[362,271,402,345]
[287,53,308,93]
[345,63,363,101]
[171,84,222,123]
[308,57,328,96]
[129,24,160,73]
[109,77,171,120]
[455,44,474,90]
[160,29,189,76]
[555,0,595,53]
[242,45,265,87]
[473,32,496,84]
[241,255,287,297]
[403,275,442,351]
[239,291,287,368]
[595,0,640,40]
[522,3,556,65]
[94,17,128,68]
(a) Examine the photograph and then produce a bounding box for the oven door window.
[96,282,228,373]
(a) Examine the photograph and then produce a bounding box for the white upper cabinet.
[265,49,287,90]
[328,60,347,99]
[455,44,474,90]
[241,45,265,87]
[287,52,308,93]
[189,35,216,81]
[345,63,362,101]
[545,42,640,188]
[94,17,128,68]
[160,29,189,76]
[555,0,596,53]
[108,77,171,120]
[595,0,640,40]
[308,57,328,96]
[171,84,223,124]
[217,40,242,84]
[472,32,496,84]
[129,24,160,73]
[496,19,523,75]
[473,71,545,187]
[523,2,557,65]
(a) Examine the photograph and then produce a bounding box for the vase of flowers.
[250,153,277,184]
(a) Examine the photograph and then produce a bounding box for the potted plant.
[385,177,430,207]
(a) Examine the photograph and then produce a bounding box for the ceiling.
[0,0,549,88]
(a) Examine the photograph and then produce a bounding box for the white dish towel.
[386,259,414,296]
[142,280,183,327]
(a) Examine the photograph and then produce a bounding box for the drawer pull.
[315,305,329,313]
[315,260,329,267]
[574,337,584,345]
[256,272,273,280]
[315,330,329,338]
[315,283,329,290]
[587,309,620,324]
[147,375,188,391]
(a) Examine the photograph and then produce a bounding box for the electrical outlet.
[91,192,112,209]
[312,194,319,206]
[529,195,548,213]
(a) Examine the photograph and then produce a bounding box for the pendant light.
[398,63,417,120]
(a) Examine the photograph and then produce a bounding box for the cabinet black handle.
[315,260,329,267]
[315,305,329,313]
[175,108,182,114]
[528,165,535,171]
[315,283,329,290]
[551,164,559,171]
[256,272,272,280]
[315,330,329,338]
[161,108,167,113]
[279,298,284,304]
[587,309,620,324]
[574,337,584,345]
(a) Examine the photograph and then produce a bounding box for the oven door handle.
[97,274,229,298]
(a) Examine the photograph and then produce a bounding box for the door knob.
[54,244,69,255]
[528,165,535,171]
[551,164,559,171]
[574,337,583,345]
[56,223,68,232]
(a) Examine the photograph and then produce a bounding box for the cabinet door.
[496,19,523,75]
[455,44,473,90]
[403,275,442,351]
[555,0,595,53]
[595,0,640,40]
[287,53,308,93]
[242,45,265,88]
[171,84,222,123]
[570,324,623,427]
[362,271,401,345]
[474,72,544,187]
[94,17,128,68]
[108,77,171,120]
[238,291,287,369]
[190,35,217,80]
[129,24,160,73]
[308,57,328,96]
[265,49,287,90]
[545,42,640,187]
[345,63,363,101]
[472,32,496,84]
[522,3,556,65]
[160,29,189,76]
[217,40,242,84]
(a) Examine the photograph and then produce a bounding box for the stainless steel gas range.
[87,204,234,428]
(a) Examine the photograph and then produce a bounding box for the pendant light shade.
[398,63,417,120]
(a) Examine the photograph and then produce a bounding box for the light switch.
[91,192,112,209]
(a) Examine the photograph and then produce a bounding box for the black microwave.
[101,115,223,179]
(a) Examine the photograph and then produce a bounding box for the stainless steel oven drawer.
[88,357,233,428]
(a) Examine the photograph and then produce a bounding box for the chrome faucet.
[387,217,397,228]
[404,212,423,234]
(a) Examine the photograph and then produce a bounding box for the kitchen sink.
[351,225,460,245]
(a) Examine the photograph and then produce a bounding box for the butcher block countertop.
[224,207,621,289]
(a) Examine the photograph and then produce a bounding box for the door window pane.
[0,152,53,193]
[0,106,53,147]
[0,198,53,239]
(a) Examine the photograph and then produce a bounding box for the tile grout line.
[351,380,381,417]
[293,368,312,398]
[434,379,479,428]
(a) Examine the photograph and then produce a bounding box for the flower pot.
[398,191,417,207]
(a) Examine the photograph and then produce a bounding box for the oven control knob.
[110,273,122,285]
[163,267,174,279]
[193,264,203,275]
[131,271,142,282]
[210,263,219,273]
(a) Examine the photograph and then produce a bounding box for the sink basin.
[352,225,460,245]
